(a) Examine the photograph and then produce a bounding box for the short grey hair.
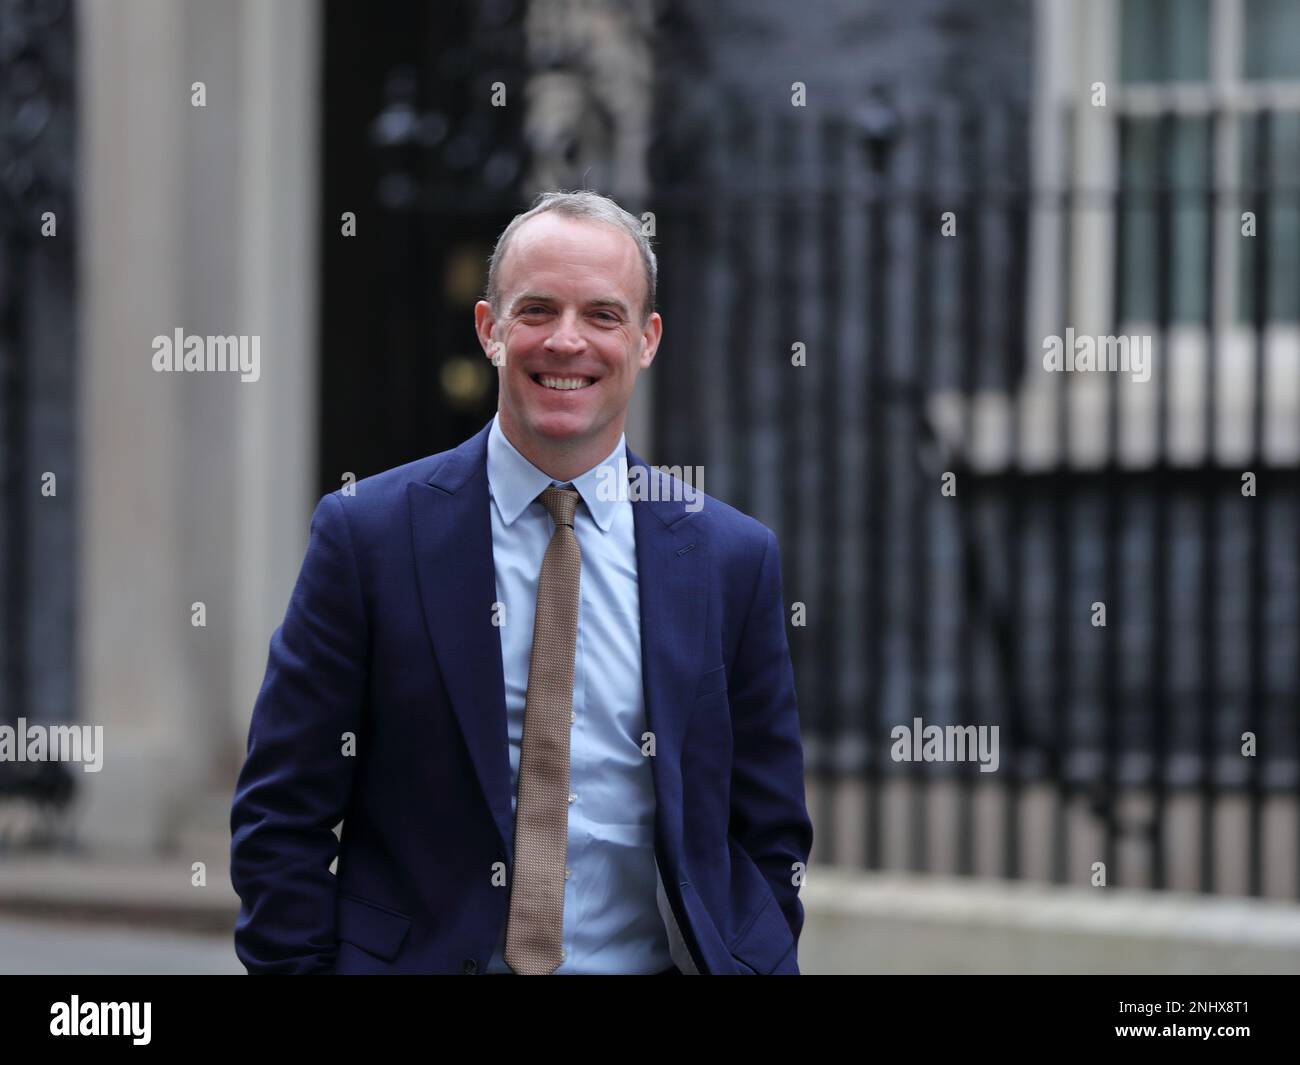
[485,189,657,325]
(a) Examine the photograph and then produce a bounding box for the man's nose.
[544,312,586,353]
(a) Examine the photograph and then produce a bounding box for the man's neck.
[497,414,622,484]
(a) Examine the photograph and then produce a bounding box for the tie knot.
[539,485,580,528]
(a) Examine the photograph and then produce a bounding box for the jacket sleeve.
[726,526,815,949]
[229,491,369,974]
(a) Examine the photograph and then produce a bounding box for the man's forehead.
[498,215,645,307]
[503,215,639,275]
[512,210,631,247]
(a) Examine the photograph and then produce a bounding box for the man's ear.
[474,300,499,362]
[638,312,663,370]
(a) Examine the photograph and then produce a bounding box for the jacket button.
[462,959,478,975]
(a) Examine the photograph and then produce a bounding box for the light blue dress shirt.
[484,413,674,974]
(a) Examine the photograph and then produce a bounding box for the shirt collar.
[487,412,625,533]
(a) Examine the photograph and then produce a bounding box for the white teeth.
[537,375,594,390]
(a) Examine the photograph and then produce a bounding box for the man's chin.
[523,410,599,443]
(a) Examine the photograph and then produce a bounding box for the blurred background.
[1,0,1299,973]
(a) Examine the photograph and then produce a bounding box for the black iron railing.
[650,95,1300,898]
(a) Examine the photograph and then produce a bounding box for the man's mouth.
[531,373,596,391]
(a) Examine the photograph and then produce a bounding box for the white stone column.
[231,0,320,783]
[77,0,195,854]
[76,0,319,855]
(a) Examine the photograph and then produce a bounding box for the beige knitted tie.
[504,485,582,975]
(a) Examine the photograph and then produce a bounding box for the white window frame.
[970,0,1300,471]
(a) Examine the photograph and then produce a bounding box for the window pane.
[1121,0,1210,83]
[1244,0,1300,79]
[1119,115,1211,322]
[1238,112,1300,322]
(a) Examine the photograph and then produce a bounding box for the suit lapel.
[627,446,708,797]
[408,420,515,857]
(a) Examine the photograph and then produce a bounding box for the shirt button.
[571,710,576,723]
[560,949,567,961]
[568,792,577,804]
[564,867,571,880]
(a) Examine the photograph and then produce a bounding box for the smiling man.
[479,204,656,484]
[230,189,813,975]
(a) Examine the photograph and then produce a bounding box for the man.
[229,189,813,975]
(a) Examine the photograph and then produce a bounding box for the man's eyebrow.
[587,297,630,315]
[509,291,558,309]
[509,292,630,316]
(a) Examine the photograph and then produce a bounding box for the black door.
[320,0,528,493]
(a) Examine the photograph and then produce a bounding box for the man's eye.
[522,306,547,314]
[594,311,618,321]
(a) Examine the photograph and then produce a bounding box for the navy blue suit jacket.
[230,418,813,974]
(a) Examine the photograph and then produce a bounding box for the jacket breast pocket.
[336,892,412,962]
